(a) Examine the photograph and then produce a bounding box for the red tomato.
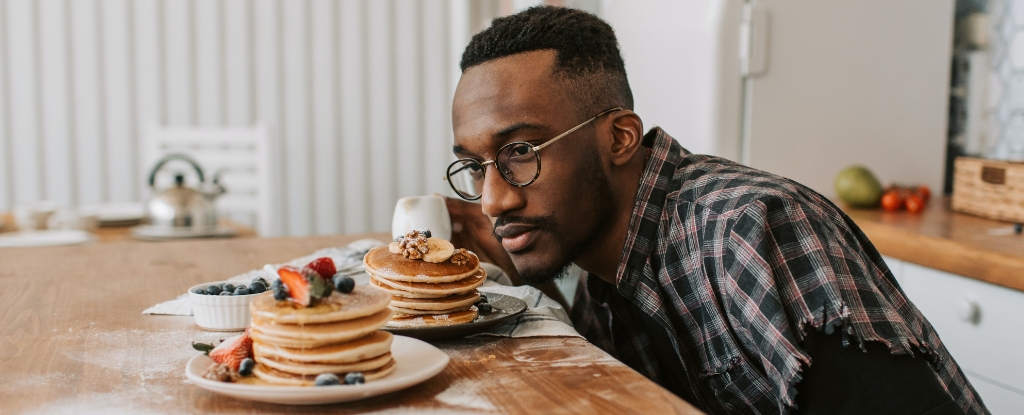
[906,194,925,214]
[881,190,904,212]
[915,185,931,202]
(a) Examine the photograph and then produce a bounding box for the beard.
[494,146,615,286]
[495,213,580,285]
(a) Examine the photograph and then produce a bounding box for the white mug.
[13,202,57,231]
[391,195,451,241]
[47,209,99,231]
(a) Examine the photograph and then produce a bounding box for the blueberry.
[193,288,206,295]
[419,228,431,238]
[205,285,222,295]
[477,302,492,313]
[219,291,232,296]
[272,279,289,301]
[333,275,355,294]
[478,294,488,303]
[238,358,255,376]
[233,286,250,296]
[223,283,235,293]
[344,372,365,385]
[315,373,341,386]
[393,235,404,242]
[252,277,269,287]
[249,281,267,294]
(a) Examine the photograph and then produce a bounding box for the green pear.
[834,165,883,208]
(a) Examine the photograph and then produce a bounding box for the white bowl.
[189,281,259,331]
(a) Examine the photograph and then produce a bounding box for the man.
[444,6,986,415]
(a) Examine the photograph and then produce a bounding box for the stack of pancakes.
[248,286,396,385]
[364,246,486,327]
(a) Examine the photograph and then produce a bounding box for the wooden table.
[0,234,701,414]
[844,197,1024,292]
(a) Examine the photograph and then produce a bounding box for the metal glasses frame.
[444,107,623,200]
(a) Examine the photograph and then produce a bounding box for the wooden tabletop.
[844,197,1024,292]
[0,234,701,414]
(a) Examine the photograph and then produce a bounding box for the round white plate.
[81,202,145,225]
[132,225,238,241]
[185,335,449,405]
[0,230,93,247]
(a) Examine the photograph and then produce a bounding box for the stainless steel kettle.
[145,154,225,230]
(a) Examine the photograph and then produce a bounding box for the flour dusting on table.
[434,379,497,412]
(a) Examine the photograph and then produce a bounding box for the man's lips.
[494,224,539,253]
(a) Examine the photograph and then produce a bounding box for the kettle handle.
[148,153,205,188]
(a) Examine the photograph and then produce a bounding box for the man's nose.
[480,165,525,218]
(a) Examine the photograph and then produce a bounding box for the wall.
[0,0,487,236]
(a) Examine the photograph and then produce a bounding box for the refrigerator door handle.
[740,3,770,77]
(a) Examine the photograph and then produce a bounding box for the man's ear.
[607,111,643,167]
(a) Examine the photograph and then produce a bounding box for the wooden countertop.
[844,197,1024,292]
[0,234,701,414]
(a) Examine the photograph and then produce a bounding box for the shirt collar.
[613,127,688,296]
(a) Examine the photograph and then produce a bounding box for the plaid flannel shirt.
[571,128,987,414]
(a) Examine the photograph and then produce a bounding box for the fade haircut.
[460,6,633,118]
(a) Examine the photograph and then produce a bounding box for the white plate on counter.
[0,230,93,247]
[132,225,238,241]
[185,335,449,405]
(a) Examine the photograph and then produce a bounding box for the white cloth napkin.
[143,241,579,339]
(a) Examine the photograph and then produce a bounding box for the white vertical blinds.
[0,0,481,236]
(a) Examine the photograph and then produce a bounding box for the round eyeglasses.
[444,107,622,200]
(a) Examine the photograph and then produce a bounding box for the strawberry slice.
[209,328,253,371]
[303,257,337,279]
[278,266,312,306]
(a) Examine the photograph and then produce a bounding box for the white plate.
[81,202,145,224]
[0,230,93,247]
[132,225,238,241]
[185,335,449,405]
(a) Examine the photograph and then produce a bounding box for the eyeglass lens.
[447,142,539,199]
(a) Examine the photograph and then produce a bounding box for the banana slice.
[388,242,402,254]
[422,238,455,263]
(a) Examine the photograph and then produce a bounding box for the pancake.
[253,358,397,386]
[249,286,391,325]
[256,352,392,375]
[364,245,479,282]
[389,291,479,311]
[369,277,453,299]
[370,269,485,296]
[250,308,393,349]
[389,304,473,315]
[386,307,479,328]
[252,331,393,364]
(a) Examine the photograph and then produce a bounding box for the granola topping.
[450,248,471,266]
[399,230,430,259]
[202,362,240,383]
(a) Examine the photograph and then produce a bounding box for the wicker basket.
[951,157,1024,223]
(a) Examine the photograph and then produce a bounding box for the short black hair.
[460,6,633,118]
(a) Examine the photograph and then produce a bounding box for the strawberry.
[304,257,337,279]
[209,328,253,371]
[278,266,312,306]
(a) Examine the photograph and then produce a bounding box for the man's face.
[451,50,614,284]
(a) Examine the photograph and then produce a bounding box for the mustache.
[492,214,558,240]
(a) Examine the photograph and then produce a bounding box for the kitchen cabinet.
[885,256,1024,414]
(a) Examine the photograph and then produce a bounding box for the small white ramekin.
[188,281,257,331]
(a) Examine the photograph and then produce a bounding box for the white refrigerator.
[605,0,955,195]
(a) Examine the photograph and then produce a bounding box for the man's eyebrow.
[452,144,476,157]
[452,123,547,157]
[494,122,545,140]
